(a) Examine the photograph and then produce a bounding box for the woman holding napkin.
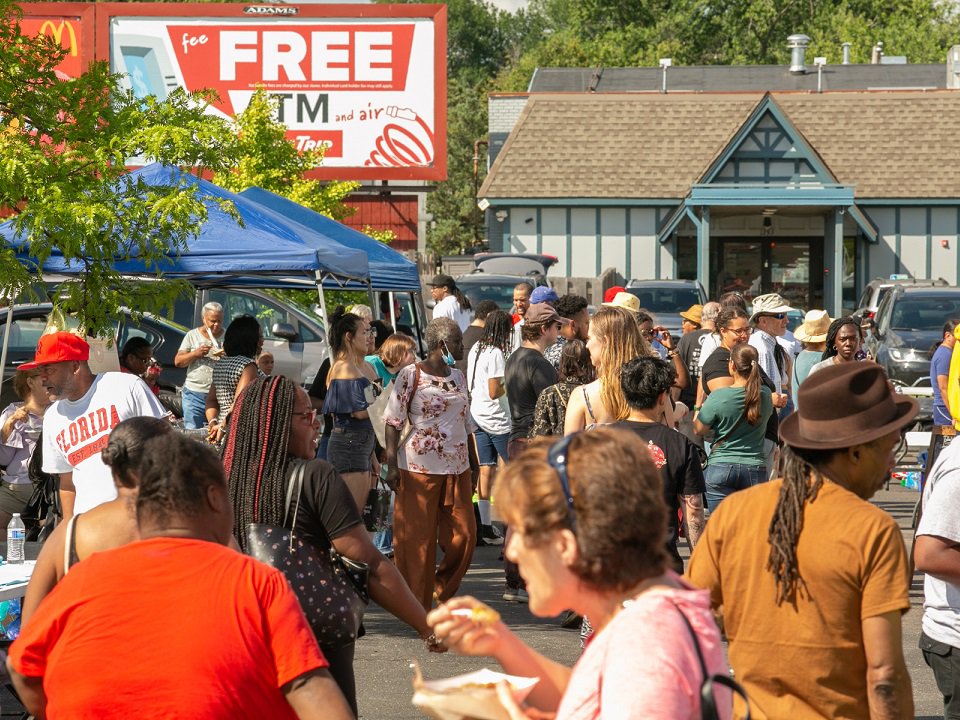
[428,428,731,719]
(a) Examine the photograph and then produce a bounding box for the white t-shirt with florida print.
[42,372,167,513]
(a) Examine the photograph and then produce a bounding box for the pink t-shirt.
[557,583,731,720]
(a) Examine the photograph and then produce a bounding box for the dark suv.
[867,286,960,385]
[624,279,707,336]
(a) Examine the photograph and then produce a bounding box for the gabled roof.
[479,94,761,199]
[480,91,960,201]
[529,65,946,93]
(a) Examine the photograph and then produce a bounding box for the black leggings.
[320,641,357,717]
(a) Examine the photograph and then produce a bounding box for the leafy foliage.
[0,0,240,337]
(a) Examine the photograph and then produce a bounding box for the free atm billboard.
[20,3,447,181]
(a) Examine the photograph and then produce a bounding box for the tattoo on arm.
[681,493,706,550]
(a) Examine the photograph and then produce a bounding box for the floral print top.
[384,364,477,475]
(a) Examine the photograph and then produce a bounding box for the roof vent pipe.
[788,34,811,74]
[842,42,851,65]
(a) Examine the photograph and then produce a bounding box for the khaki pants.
[394,468,476,610]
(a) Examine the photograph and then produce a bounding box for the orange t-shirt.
[687,479,910,720]
[10,537,328,719]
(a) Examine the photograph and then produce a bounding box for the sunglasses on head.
[547,434,578,534]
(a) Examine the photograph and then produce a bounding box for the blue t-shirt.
[931,344,953,426]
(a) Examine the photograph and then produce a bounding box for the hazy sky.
[488,0,530,11]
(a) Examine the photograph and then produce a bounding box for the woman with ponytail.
[324,306,382,512]
[694,343,773,511]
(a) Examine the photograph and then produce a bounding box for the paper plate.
[412,667,539,720]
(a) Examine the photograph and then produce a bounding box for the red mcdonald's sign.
[19,3,94,79]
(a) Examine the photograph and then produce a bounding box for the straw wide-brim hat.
[779,363,918,450]
[601,291,641,314]
[679,304,703,325]
[793,309,832,344]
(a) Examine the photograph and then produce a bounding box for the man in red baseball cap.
[26,332,167,518]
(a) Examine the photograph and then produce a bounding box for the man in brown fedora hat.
[688,362,916,719]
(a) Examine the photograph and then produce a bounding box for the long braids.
[821,317,861,361]
[470,310,512,392]
[222,375,296,550]
[766,445,829,606]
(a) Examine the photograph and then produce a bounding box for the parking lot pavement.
[355,482,944,719]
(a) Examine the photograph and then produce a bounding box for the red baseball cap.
[19,332,90,370]
[603,286,626,304]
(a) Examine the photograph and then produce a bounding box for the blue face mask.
[442,341,456,367]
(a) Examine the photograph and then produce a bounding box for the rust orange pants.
[394,468,476,610]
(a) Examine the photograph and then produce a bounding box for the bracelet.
[667,350,679,359]
[693,405,701,411]
[425,633,442,650]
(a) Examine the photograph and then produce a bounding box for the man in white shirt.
[748,293,793,403]
[429,274,471,331]
[916,437,960,718]
[22,332,167,518]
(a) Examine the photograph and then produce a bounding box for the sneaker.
[503,586,529,603]
[482,524,503,541]
[559,610,582,628]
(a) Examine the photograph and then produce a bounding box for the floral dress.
[383,364,477,475]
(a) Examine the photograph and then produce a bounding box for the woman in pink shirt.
[428,427,730,719]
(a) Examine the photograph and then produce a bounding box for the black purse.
[23,430,61,542]
[245,460,369,648]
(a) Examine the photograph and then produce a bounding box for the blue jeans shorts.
[327,424,376,474]
[474,429,510,466]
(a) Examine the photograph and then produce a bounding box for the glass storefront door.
[710,238,824,310]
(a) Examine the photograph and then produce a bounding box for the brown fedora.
[780,362,918,450]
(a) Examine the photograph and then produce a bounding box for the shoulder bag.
[670,600,752,720]
[245,460,369,648]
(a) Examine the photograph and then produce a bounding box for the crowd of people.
[0,274,950,719]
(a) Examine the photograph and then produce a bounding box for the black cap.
[430,274,455,289]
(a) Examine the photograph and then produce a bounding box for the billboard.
[97,3,447,181]
[19,3,95,80]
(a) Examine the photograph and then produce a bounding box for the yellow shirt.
[687,479,909,720]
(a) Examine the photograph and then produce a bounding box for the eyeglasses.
[292,409,318,424]
[547,434,578,534]
[364,327,376,336]
[722,326,753,336]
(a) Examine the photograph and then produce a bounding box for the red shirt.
[10,537,327,719]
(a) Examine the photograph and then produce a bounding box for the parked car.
[624,279,708,336]
[452,253,555,312]
[0,303,187,408]
[866,285,960,386]
[197,288,328,387]
[855,275,948,320]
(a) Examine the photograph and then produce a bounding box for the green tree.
[0,0,239,337]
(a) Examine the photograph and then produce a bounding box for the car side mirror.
[272,322,298,342]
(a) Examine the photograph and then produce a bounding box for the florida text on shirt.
[56,405,122,466]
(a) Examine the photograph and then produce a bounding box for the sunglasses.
[292,409,318,424]
[547,434,578,534]
[760,313,787,320]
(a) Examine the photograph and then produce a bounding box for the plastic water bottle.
[7,513,25,565]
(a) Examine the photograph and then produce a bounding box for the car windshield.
[459,282,526,311]
[890,297,960,331]
[626,287,700,314]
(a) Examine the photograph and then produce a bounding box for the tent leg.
[0,302,12,395]
[388,291,396,331]
[315,272,333,364]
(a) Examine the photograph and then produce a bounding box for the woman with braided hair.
[467,309,513,536]
[223,375,438,716]
[806,315,865,378]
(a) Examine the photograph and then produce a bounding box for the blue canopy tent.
[0,163,373,378]
[238,186,420,292]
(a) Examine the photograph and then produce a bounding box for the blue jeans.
[704,463,766,513]
[474,429,510,466]
[181,388,207,430]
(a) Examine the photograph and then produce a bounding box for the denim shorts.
[474,429,510,466]
[327,425,376,474]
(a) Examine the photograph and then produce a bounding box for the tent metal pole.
[388,291,396,331]
[315,271,333,364]
[0,302,12,395]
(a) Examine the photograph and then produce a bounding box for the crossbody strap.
[284,459,341,552]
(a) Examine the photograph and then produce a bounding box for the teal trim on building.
[857,199,960,207]
[926,207,933,279]
[625,210,632,280]
[894,208,901,275]
[484,198,679,207]
[848,206,879,244]
[699,208,710,298]
[688,184,855,206]
[565,208,572,279]
[595,208,602,277]
[536,208,543,254]
[654,208,662,278]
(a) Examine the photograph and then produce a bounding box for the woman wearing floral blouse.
[383,318,479,610]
